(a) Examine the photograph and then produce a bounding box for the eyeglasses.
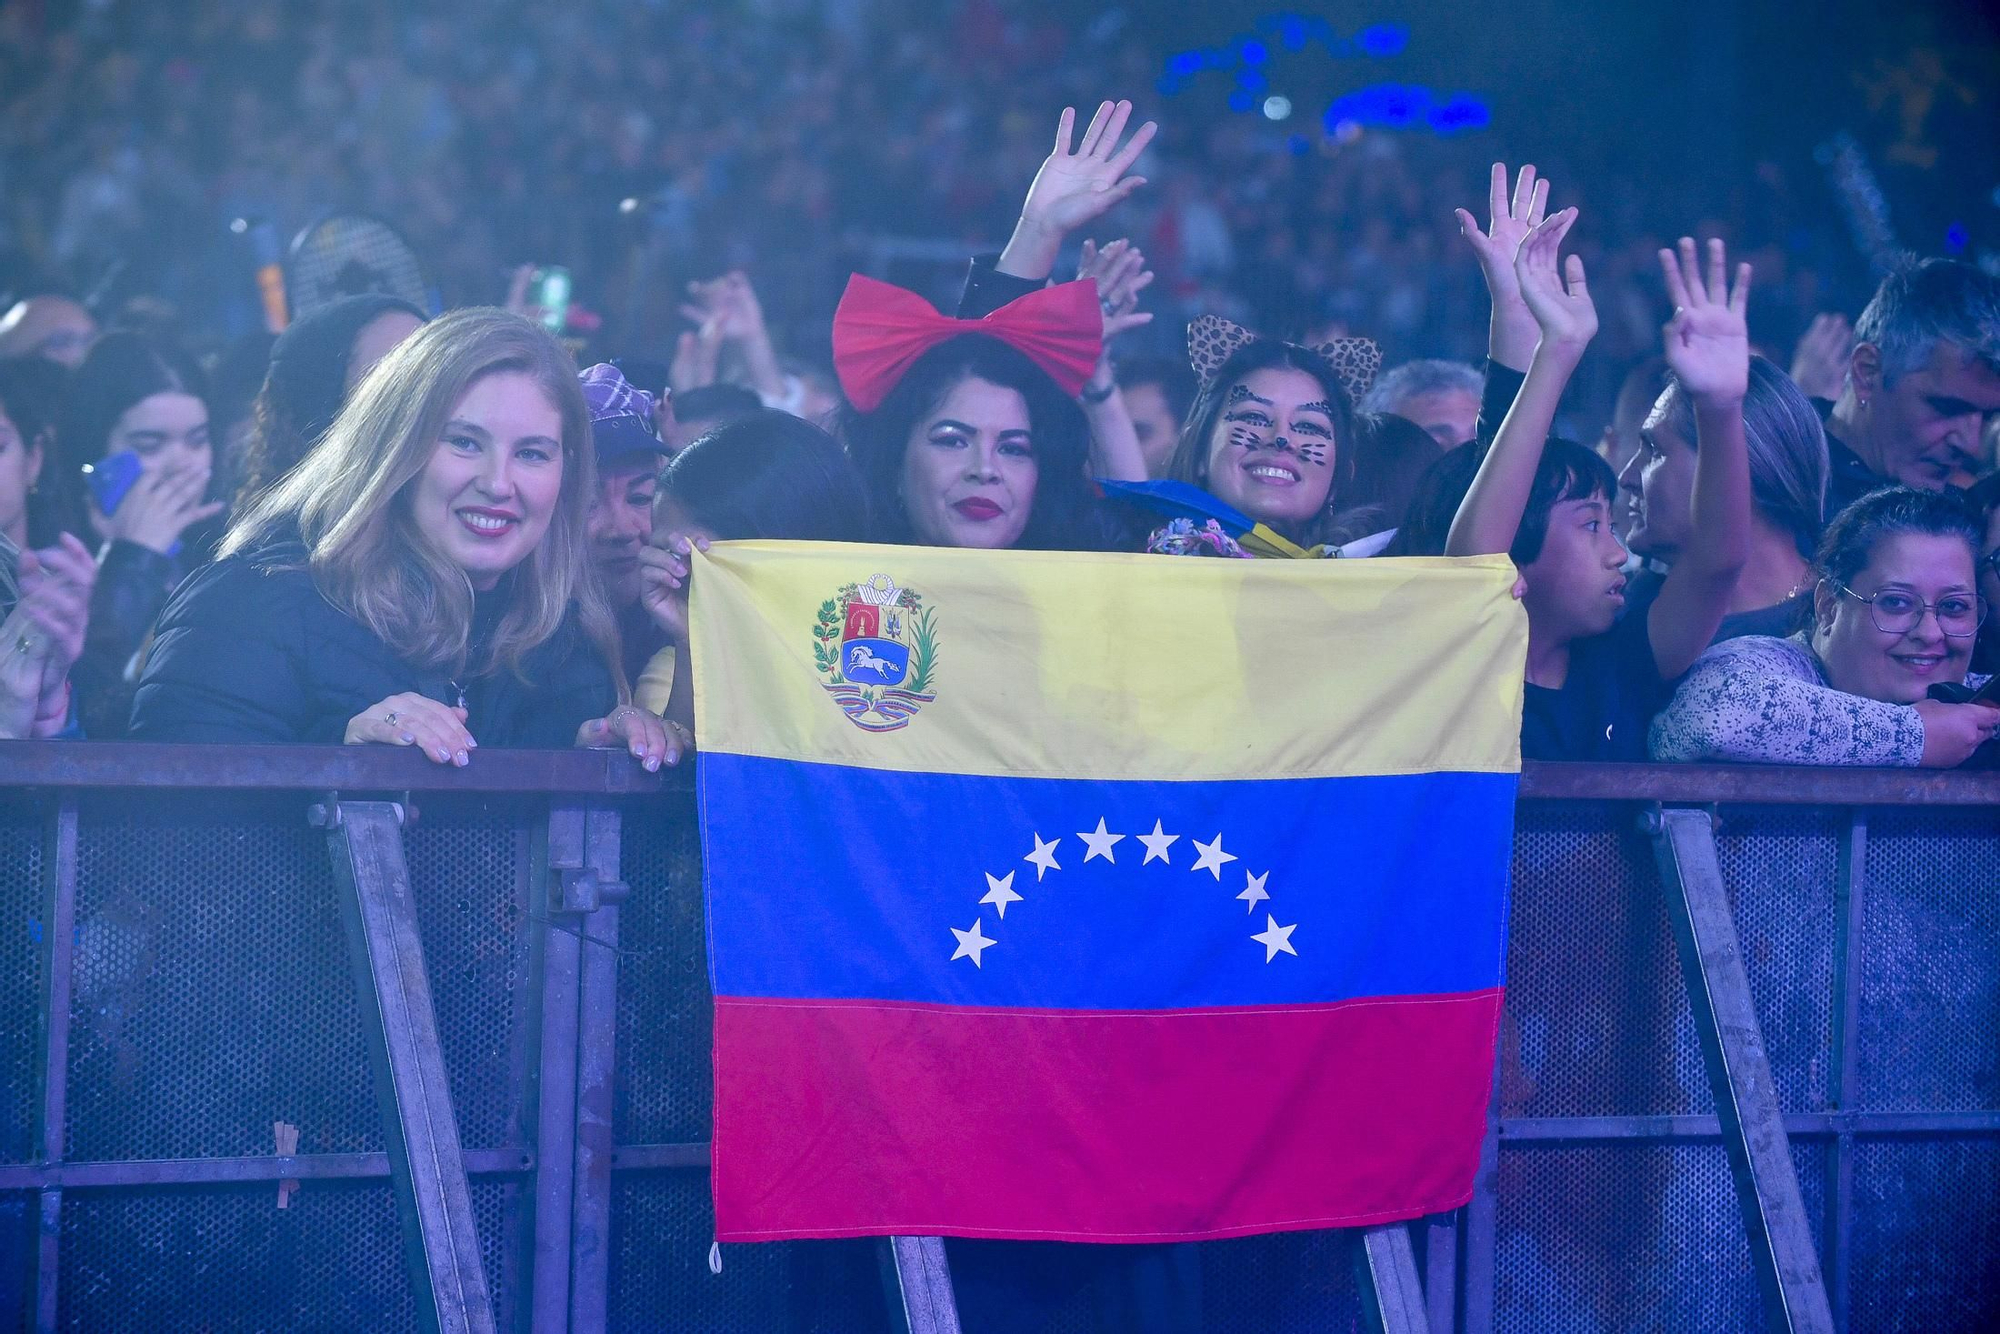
[1835,583,1988,638]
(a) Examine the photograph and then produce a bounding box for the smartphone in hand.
[82,451,144,517]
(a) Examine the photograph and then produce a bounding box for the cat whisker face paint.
[1202,367,1343,531]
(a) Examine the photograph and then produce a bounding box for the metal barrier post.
[1647,804,1834,1334]
[879,1236,963,1334]
[529,807,584,1332]
[314,796,497,1334]
[567,806,626,1332]
[1356,1223,1432,1333]
[30,798,78,1334]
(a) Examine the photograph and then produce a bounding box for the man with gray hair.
[1822,256,2000,515]
[1359,357,1484,447]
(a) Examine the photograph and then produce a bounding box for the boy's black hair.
[1511,437,1619,566]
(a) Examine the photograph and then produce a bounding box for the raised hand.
[1788,311,1852,401]
[1456,163,1548,297]
[0,534,96,737]
[1022,101,1156,236]
[1513,208,1596,356]
[98,460,225,555]
[1077,238,1156,343]
[669,318,722,394]
[1659,237,1751,404]
[680,271,787,402]
[1456,163,1550,368]
[998,100,1157,282]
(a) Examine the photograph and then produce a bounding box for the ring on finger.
[385,710,399,726]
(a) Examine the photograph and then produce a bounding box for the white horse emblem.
[848,645,897,677]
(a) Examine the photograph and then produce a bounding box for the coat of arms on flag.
[694,540,1527,1243]
[811,572,938,732]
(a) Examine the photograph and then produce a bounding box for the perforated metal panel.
[1495,1141,1827,1334]
[1849,1138,2000,1331]
[1503,803,1685,1118]
[0,1193,31,1321]
[1,797,45,1163]
[616,797,713,1145]
[1857,808,2000,1112]
[49,1177,513,1332]
[608,1173,806,1330]
[403,802,536,1151]
[1713,806,1842,1114]
[65,791,376,1161]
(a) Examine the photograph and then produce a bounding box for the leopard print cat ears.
[1185,315,1383,406]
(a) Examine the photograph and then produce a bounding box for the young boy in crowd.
[1447,171,1753,759]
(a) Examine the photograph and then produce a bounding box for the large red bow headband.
[832,274,1104,412]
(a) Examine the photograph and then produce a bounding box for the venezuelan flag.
[692,543,1525,1242]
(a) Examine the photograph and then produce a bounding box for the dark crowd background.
[1,0,1996,434]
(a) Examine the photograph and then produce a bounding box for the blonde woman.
[131,309,677,768]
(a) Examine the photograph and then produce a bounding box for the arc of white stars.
[1077,818,1125,864]
[1252,913,1298,962]
[1024,833,1062,881]
[951,918,997,967]
[1189,833,1238,880]
[980,870,1023,918]
[1137,820,1179,865]
[1238,869,1270,913]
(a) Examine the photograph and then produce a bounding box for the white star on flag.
[1024,833,1062,881]
[1137,820,1179,865]
[1077,818,1125,864]
[1251,913,1298,962]
[980,871,1023,918]
[951,919,997,967]
[1189,833,1238,880]
[1238,869,1270,912]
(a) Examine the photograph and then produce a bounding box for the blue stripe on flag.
[701,754,1514,1010]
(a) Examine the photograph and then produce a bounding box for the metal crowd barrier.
[2,744,1996,1332]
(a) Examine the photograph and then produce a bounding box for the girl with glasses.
[1652,486,1998,766]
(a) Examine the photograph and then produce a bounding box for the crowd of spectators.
[0,0,1930,431]
[2,3,1998,775]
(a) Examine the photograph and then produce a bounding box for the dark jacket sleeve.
[71,539,178,739]
[129,557,315,743]
[955,253,1045,319]
[1474,358,1527,448]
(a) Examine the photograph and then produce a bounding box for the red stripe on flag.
[711,989,1502,1242]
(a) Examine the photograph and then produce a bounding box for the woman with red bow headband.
[831,100,1159,553]
[832,276,1116,551]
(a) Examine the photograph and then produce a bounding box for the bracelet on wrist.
[1079,380,1118,405]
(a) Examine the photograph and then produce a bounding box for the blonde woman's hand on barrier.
[345,692,476,766]
[578,703,686,770]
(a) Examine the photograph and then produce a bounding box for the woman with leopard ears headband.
[1133,318,1381,557]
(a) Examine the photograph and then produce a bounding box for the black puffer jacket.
[129,538,616,746]
[72,538,184,740]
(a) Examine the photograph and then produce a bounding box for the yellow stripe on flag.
[689,542,1525,782]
